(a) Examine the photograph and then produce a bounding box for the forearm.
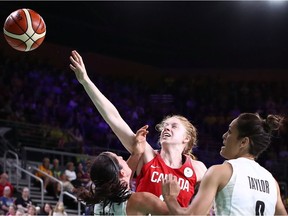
[164,196,189,215]
[81,78,134,152]
[127,152,143,179]
[81,78,121,123]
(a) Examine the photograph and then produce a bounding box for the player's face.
[221,118,243,159]
[108,152,132,179]
[159,117,189,146]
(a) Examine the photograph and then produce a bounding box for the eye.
[172,125,177,129]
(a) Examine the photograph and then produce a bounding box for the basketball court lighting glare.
[268,0,286,3]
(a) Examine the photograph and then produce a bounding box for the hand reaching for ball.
[69,50,89,84]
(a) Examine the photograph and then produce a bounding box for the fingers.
[141,125,149,130]
[162,174,177,183]
[135,130,145,138]
[137,125,149,133]
[140,125,149,132]
[71,50,83,63]
[69,57,78,73]
[69,51,82,73]
[136,125,149,136]
[69,55,78,67]
[69,55,76,65]
[71,50,77,62]
[141,129,149,136]
[69,64,76,71]
[70,50,82,65]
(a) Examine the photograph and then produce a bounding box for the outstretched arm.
[69,50,145,153]
[162,165,225,215]
[127,192,170,215]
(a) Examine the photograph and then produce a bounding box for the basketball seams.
[24,9,46,49]
[3,27,27,49]
[33,15,44,46]
[6,9,29,50]
[3,8,46,51]
[10,9,28,33]
[23,9,36,50]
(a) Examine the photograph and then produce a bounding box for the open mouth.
[162,132,171,138]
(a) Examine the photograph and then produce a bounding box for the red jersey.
[136,153,197,207]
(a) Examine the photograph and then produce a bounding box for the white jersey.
[94,201,127,216]
[215,157,277,216]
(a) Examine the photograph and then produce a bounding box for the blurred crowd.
[0,153,92,215]
[0,170,75,216]
[0,55,287,149]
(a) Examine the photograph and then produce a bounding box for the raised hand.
[133,125,149,155]
[69,50,89,84]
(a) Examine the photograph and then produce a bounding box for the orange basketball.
[3,8,46,52]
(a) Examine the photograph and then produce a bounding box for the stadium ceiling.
[1,1,288,69]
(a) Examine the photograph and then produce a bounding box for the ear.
[240,137,250,149]
[183,135,191,144]
[119,169,125,177]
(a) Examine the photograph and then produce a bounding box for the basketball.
[3,8,46,52]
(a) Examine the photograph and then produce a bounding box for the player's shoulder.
[206,163,232,178]
[190,158,207,168]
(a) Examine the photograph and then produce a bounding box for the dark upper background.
[1,1,288,69]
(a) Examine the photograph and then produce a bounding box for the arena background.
[0,1,287,211]
[2,1,288,69]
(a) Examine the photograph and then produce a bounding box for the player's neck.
[160,150,183,168]
[237,153,255,161]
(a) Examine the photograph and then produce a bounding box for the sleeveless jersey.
[136,152,197,207]
[215,157,277,216]
[94,201,127,215]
